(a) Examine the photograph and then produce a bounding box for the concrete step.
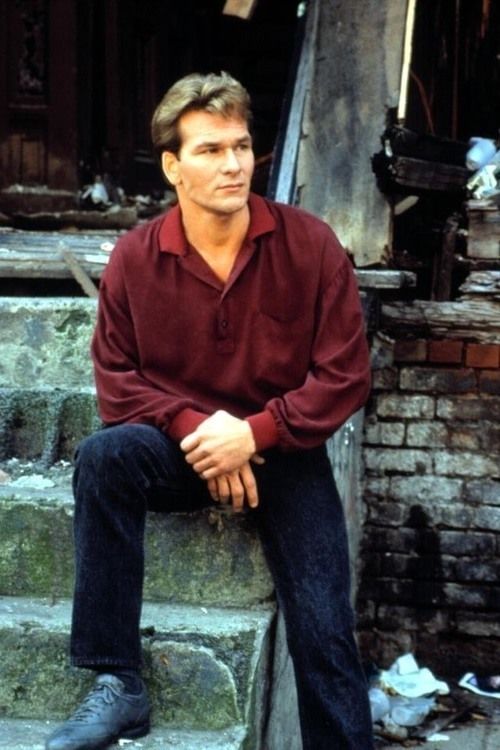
[0,297,96,389]
[0,596,274,740]
[0,466,273,608]
[0,719,247,749]
[0,387,99,462]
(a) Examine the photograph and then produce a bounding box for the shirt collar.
[158,192,276,255]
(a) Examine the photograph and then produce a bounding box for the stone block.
[377,394,435,418]
[440,530,496,556]
[0,481,273,607]
[473,506,500,532]
[363,476,390,498]
[444,582,500,609]
[0,597,274,729]
[465,343,500,368]
[455,559,500,583]
[0,298,96,388]
[389,475,463,504]
[400,367,476,393]
[455,611,500,637]
[0,721,248,750]
[464,479,500,505]
[433,450,498,477]
[449,425,482,450]
[364,448,431,474]
[364,419,405,446]
[361,526,419,554]
[367,502,405,526]
[437,395,500,420]
[428,339,464,364]
[405,421,447,447]
[372,367,398,390]
[0,388,99,462]
[376,604,449,634]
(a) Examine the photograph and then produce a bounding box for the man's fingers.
[250,453,265,465]
[226,473,245,513]
[240,464,259,508]
[207,478,219,502]
[216,476,231,504]
[179,434,199,453]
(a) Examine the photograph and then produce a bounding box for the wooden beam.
[222,0,258,20]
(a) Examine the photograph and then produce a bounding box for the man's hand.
[180,410,260,479]
[207,461,259,512]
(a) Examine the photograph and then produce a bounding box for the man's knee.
[75,424,163,472]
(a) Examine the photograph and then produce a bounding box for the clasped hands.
[179,410,264,512]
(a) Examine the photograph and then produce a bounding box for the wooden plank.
[0,229,117,279]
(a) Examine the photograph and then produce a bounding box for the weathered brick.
[367,502,406,526]
[464,479,500,505]
[479,370,500,395]
[431,504,474,528]
[364,420,405,446]
[377,394,435,419]
[393,339,427,362]
[444,583,500,610]
[437,395,500,420]
[433,450,498,477]
[389,475,463,503]
[364,476,390,498]
[449,425,481,450]
[362,526,420,553]
[440,530,496,556]
[455,611,500,636]
[406,421,447,447]
[360,578,448,607]
[465,343,500,369]
[372,367,398,390]
[377,604,449,633]
[428,339,464,364]
[455,559,500,583]
[364,448,432,474]
[378,552,455,580]
[400,367,476,393]
[478,422,500,452]
[473,506,500,532]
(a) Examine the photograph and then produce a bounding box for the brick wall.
[357,334,500,676]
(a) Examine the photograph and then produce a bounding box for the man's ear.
[161,151,180,186]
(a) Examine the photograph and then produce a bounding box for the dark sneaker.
[45,673,151,750]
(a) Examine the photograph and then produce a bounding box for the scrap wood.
[222,0,258,20]
[411,705,473,740]
[60,244,98,298]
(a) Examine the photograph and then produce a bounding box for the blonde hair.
[151,71,252,158]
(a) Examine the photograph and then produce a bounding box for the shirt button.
[221,319,228,328]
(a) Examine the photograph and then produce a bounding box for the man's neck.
[180,202,251,282]
[182,203,250,252]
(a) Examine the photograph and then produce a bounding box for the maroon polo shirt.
[92,193,371,451]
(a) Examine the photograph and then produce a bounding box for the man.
[46,71,374,750]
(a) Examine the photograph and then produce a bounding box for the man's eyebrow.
[194,135,252,149]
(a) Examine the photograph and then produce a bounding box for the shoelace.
[70,683,119,723]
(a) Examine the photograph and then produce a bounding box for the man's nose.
[221,148,241,171]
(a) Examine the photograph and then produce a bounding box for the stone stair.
[0,297,299,749]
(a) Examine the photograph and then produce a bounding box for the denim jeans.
[71,423,374,749]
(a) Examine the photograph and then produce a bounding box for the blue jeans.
[71,424,373,749]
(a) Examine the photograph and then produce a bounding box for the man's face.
[162,110,255,218]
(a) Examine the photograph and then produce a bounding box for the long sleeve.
[92,243,208,437]
[248,244,371,452]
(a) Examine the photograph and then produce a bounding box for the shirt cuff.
[168,408,208,442]
[246,410,279,452]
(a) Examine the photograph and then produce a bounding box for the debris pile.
[369,654,498,746]
[466,136,500,206]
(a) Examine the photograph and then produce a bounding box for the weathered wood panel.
[296,0,410,266]
[382,299,500,343]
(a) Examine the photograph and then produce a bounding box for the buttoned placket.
[177,238,258,355]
